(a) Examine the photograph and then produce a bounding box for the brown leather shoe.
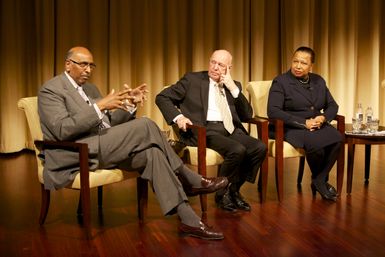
[187,177,229,196]
[179,221,224,240]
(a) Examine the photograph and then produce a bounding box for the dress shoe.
[231,191,251,211]
[326,183,338,196]
[311,181,337,202]
[311,182,338,197]
[186,177,229,196]
[179,221,224,240]
[215,190,237,212]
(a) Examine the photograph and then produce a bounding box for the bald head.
[211,50,232,65]
[208,49,233,82]
[65,46,95,85]
[65,46,93,61]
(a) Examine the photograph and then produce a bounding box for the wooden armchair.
[170,124,222,219]
[171,121,269,204]
[247,81,345,201]
[17,96,148,239]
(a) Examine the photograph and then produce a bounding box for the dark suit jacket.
[155,71,253,145]
[38,73,135,189]
[267,70,342,152]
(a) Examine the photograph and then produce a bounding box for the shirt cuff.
[93,103,104,119]
[173,114,184,123]
[126,106,137,114]
[230,87,240,98]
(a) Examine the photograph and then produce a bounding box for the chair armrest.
[334,114,345,138]
[270,118,284,152]
[35,140,87,151]
[186,124,207,177]
[254,115,269,122]
[258,117,285,159]
[34,140,90,190]
[245,118,269,147]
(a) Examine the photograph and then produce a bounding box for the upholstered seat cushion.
[268,139,305,158]
[181,146,224,166]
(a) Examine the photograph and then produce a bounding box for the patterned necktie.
[215,83,234,134]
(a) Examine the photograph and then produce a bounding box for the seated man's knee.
[137,116,155,126]
[228,144,247,159]
[253,140,267,157]
[260,142,267,155]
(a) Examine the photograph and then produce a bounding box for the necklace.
[298,76,310,84]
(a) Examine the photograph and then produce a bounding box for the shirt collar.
[64,71,81,89]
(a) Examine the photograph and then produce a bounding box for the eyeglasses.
[209,60,227,70]
[69,59,96,70]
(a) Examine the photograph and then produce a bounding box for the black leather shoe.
[312,182,338,197]
[179,221,224,240]
[311,181,337,202]
[231,191,251,211]
[215,190,237,212]
[326,183,338,196]
[186,177,229,196]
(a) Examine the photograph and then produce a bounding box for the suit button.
[310,106,314,110]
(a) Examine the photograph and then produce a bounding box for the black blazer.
[267,70,342,152]
[156,71,253,145]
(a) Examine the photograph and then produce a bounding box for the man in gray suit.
[38,46,228,240]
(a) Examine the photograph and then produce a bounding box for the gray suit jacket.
[38,73,135,190]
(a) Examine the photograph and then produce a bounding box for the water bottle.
[365,106,373,123]
[356,103,363,122]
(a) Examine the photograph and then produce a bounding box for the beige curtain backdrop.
[1,0,384,153]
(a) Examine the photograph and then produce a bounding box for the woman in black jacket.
[267,46,343,201]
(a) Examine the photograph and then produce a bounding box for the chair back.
[247,81,272,119]
[17,97,44,183]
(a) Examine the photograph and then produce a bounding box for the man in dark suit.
[267,46,343,201]
[156,50,267,212]
[38,46,229,240]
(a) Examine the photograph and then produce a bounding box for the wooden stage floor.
[1,145,385,257]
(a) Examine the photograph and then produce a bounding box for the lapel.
[200,73,210,116]
[60,74,88,108]
[287,72,314,104]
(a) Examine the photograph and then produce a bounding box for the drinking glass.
[369,118,379,133]
[352,117,361,133]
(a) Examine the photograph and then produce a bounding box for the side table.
[345,124,385,193]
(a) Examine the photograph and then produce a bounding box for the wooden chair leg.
[275,156,284,202]
[97,186,103,209]
[80,188,91,239]
[137,177,148,222]
[297,156,305,185]
[259,154,268,203]
[77,196,82,216]
[39,184,50,225]
[200,194,207,221]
